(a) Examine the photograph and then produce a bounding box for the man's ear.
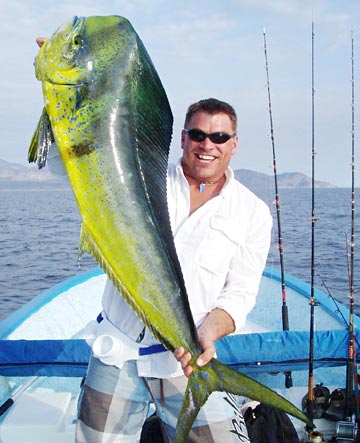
[231,135,239,156]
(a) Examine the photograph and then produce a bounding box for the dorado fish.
[28,16,312,441]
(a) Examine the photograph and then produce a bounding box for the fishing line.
[318,274,354,328]
[263,28,292,389]
[318,272,360,355]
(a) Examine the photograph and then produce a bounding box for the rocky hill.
[0,159,336,190]
[0,159,66,189]
[234,169,334,189]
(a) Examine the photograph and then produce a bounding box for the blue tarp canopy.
[0,329,357,377]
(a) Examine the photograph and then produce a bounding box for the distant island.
[234,169,335,189]
[0,158,335,190]
[0,159,67,190]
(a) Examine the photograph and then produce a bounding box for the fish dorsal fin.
[130,35,189,294]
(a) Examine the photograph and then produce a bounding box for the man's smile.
[196,154,216,162]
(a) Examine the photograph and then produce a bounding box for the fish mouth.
[41,65,88,87]
[45,79,81,86]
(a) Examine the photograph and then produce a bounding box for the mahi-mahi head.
[28,15,312,441]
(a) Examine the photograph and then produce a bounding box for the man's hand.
[174,308,235,377]
[174,338,216,377]
[36,37,48,47]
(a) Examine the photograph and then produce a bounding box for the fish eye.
[73,35,83,46]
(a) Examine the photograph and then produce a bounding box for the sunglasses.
[184,128,236,144]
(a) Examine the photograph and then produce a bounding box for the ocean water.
[0,185,359,322]
[263,186,360,312]
[0,187,97,321]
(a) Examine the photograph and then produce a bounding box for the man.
[75,98,273,442]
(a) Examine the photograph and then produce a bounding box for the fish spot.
[70,143,96,157]
[201,372,209,379]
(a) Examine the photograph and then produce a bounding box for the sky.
[1,0,360,187]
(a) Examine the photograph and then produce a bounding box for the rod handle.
[0,398,14,417]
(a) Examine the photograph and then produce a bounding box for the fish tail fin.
[174,358,312,442]
[210,359,312,425]
[174,368,214,443]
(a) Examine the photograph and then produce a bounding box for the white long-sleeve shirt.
[96,162,272,378]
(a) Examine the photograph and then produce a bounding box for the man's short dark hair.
[184,98,237,131]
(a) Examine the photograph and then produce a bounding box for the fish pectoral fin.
[28,108,53,169]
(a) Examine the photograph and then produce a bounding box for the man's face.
[181,111,238,182]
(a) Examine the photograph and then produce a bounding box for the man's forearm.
[197,308,235,343]
[174,308,235,376]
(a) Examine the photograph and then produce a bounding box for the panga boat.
[0,266,359,442]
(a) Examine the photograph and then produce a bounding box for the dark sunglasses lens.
[209,133,231,144]
[186,129,234,144]
[187,129,206,142]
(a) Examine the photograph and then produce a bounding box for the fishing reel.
[307,430,324,442]
[306,421,357,443]
[335,420,357,442]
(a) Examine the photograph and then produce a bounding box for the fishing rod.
[263,28,292,389]
[306,21,317,420]
[344,31,359,422]
[0,376,38,417]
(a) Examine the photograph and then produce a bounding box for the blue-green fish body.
[29,16,312,441]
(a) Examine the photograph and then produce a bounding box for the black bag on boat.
[140,414,169,443]
[244,403,300,443]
